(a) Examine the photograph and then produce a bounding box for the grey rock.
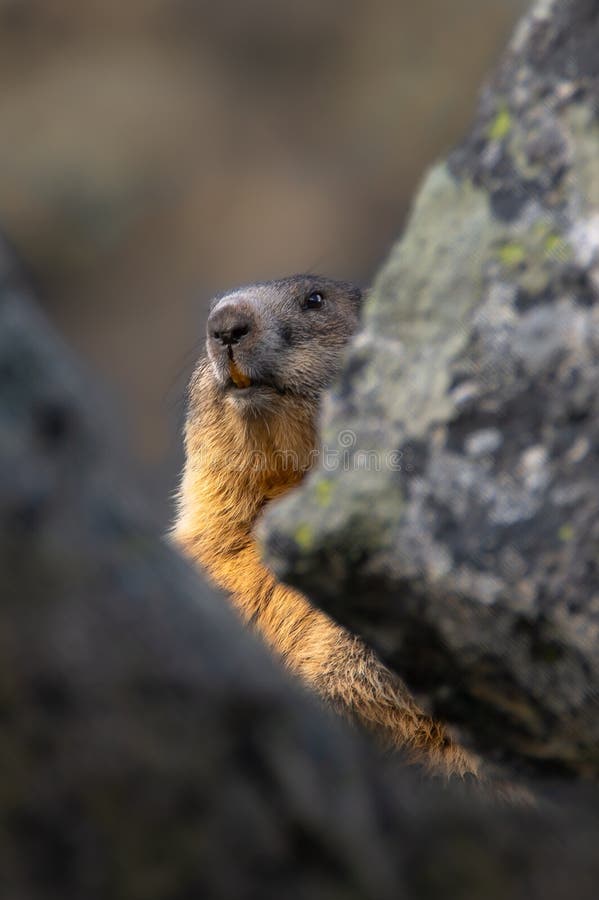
[262,0,599,779]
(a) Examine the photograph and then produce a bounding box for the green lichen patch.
[487,105,512,141]
[558,524,575,543]
[494,218,573,283]
[544,233,570,260]
[294,523,314,552]
[315,478,334,508]
[498,242,526,267]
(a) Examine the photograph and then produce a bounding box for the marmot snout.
[205,276,361,411]
[174,274,481,783]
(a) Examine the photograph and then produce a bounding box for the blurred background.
[0,0,527,520]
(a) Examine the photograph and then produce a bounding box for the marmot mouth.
[226,349,289,395]
[226,378,287,396]
[228,349,252,389]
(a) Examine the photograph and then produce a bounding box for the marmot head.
[204,275,362,415]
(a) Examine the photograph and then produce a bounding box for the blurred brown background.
[0,0,527,519]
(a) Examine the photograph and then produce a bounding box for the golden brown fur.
[173,275,484,782]
[174,364,479,778]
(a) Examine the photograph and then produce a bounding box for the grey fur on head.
[204,275,362,413]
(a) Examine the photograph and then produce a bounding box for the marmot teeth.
[228,354,252,389]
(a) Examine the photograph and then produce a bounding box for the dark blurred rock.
[262,0,599,780]
[0,232,399,898]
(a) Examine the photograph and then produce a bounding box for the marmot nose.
[213,324,249,347]
[208,305,253,348]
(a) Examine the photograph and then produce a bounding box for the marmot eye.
[303,291,324,310]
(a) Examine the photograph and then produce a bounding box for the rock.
[0,233,397,899]
[261,0,599,780]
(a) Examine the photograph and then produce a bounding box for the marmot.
[173,275,479,780]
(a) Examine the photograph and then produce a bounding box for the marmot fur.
[173,275,479,780]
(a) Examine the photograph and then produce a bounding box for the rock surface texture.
[263,0,599,780]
